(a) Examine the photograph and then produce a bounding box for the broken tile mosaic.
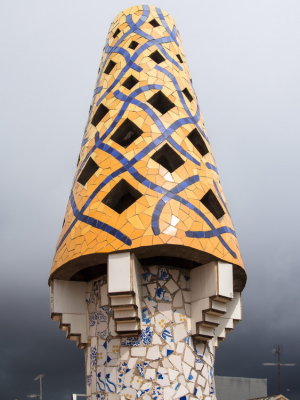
[85,267,216,399]
[51,3,244,280]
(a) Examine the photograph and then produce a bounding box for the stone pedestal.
[85,266,216,400]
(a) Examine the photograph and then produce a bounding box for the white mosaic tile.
[147,283,156,298]
[174,383,189,398]
[157,302,172,321]
[173,323,187,342]
[197,374,206,387]
[163,386,176,400]
[131,346,146,357]
[173,290,183,307]
[144,368,155,380]
[162,358,173,369]
[85,266,216,399]
[149,361,159,368]
[169,354,182,371]
[131,375,143,390]
[168,368,179,381]
[154,314,168,333]
[149,266,158,275]
[182,361,191,380]
[170,268,180,282]
[120,347,130,360]
[100,283,108,305]
[187,381,195,392]
[142,285,148,297]
[204,380,210,395]
[144,296,156,314]
[165,279,179,294]
[184,346,195,367]
[128,357,138,369]
[146,345,161,360]
[188,368,197,383]
[152,333,162,345]
[174,309,187,324]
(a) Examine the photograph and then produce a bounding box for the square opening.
[149,50,165,64]
[102,179,142,214]
[122,75,139,90]
[201,189,225,219]
[111,118,143,148]
[149,18,160,27]
[129,40,139,50]
[176,54,183,63]
[91,104,109,127]
[151,143,184,173]
[113,28,121,38]
[77,157,99,186]
[187,128,209,156]
[182,88,193,102]
[104,60,116,75]
[147,91,175,115]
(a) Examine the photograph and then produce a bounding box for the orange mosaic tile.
[50,5,245,288]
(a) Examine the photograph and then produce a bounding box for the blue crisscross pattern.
[52,5,243,275]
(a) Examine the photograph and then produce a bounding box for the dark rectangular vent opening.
[129,40,139,50]
[91,104,109,127]
[104,60,116,75]
[182,88,193,102]
[176,54,183,63]
[122,75,139,90]
[111,118,143,148]
[102,179,142,214]
[77,157,99,186]
[187,128,209,156]
[201,189,225,219]
[149,18,160,27]
[151,143,184,173]
[147,91,175,115]
[113,28,121,38]
[149,50,165,64]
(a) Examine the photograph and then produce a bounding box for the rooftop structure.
[50,5,246,399]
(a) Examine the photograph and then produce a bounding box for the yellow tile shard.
[50,5,246,289]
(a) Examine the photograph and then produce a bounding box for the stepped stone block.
[108,252,142,334]
[50,280,88,347]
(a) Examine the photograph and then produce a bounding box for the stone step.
[211,294,232,303]
[116,320,140,334]
[112,304,138,311]
[113,308,138,320]
[197,325,215,338]
[110,295,135,306]
[199,313,220,328]
[210,299,227,313]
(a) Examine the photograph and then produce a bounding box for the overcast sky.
[1,0,300,399]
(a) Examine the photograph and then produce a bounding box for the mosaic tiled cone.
[51,5,245,289]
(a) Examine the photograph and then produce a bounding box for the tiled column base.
[85,266,217,400]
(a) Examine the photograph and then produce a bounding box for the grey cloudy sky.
[1,0,300,398]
